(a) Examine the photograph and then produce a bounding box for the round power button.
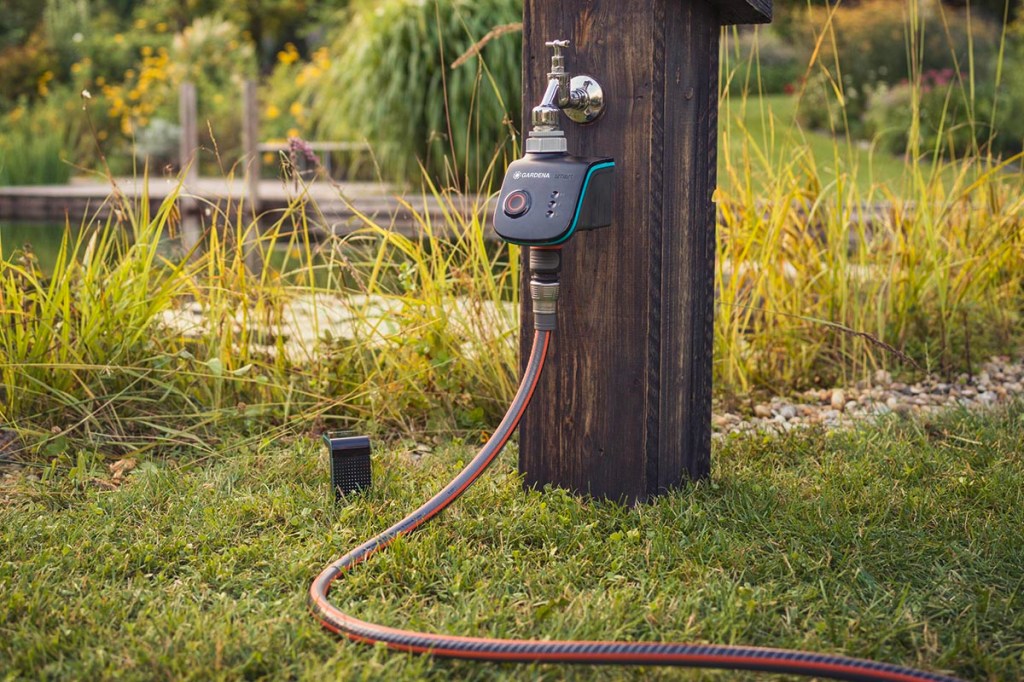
[503,190,531,217]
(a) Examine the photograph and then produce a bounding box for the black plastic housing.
[323,433,371,500]
[494,153,615,246]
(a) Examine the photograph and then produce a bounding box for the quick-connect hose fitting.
[529,248,561,331]
[530,282,559,331]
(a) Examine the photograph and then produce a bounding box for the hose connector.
[529,248,561,331]
[530,281,559,331]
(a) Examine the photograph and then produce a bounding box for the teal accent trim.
[546,161,615,246]
[503,161,615,246]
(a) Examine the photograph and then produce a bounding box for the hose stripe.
[309,330,962,682]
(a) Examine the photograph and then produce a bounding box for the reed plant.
[306,0,521,189]
[715,3,1024,394]
[0,100,76,185]
[0,160,519,457]
[2,0,1023,461]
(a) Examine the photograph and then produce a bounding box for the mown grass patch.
[2,405,1022,680]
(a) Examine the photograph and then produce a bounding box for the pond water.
[0,222,75,273]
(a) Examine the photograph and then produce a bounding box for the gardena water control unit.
[311,39,962,682]
[494,155,614,246]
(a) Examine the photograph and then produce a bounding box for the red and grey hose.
[309,281,962,681]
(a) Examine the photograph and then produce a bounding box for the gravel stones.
[713,355,1024,437]
[830,389,846,411]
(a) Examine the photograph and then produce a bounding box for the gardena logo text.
[513,171,550,179]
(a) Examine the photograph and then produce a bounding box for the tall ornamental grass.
[305,0,522,189]
[715,2,1024,393]
[0,166,518,457]
[1,0,1022,459]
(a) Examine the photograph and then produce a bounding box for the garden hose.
[310,290,962,681]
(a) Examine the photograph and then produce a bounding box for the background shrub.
[865,64,1024,157]
[726,27,802,95]
[796,71,870,136]
[0,28,58,106]
[305,0,522,189]
[790,0,1001,92]
[0,95,79,185]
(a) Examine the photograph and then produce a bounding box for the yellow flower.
[262,152,275,164]
[141,45,153,57]
[114,34,124,44]
[312,47,331,69]
[36,71,53,97]
[286,128,300,139]
[71,62,82,74]
[277,42,299,66]
[265,104,281,120]
[289,101,303,117]
[155,22,168,33]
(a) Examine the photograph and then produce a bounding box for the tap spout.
[531,77,564,132]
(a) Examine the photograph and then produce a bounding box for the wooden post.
[241,80,263,274]
[178,81,202,255]
[518,0,771,503]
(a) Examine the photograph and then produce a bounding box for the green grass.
[3,406,1022,680]
[719,94,916,196]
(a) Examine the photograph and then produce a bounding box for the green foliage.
[717,81,1024,390]
[0,0,46,51]
[968,35,1024,156]
[865,71,982,156]
[168,16,257,165]
[43,0,91,76]
[131,0,350,69]
[791,0,1002,90]
[261,45,333,144]
[0,28,58,106]
[725,27,802,95]
[796,70,869,136]
[2,407,1023,679]
[791,1,1013,154]
[944,0,1023,22]
[861,69,1023,158]
[0,162,519,452]
[71,13,173,87]
[307,0,522,188]
[0,97,78,185]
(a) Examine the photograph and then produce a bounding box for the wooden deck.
[0,177,497,239]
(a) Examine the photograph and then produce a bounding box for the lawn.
[2,406,1022,680]
[719,94,937,196]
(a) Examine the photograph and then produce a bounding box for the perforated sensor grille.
[331,450,371,498]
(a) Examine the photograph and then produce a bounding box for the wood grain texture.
[519,0,730,502]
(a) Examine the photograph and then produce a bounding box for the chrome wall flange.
[564,75,605,124]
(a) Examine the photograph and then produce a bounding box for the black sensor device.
[494,154,615,246]
[323,433,371,500]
